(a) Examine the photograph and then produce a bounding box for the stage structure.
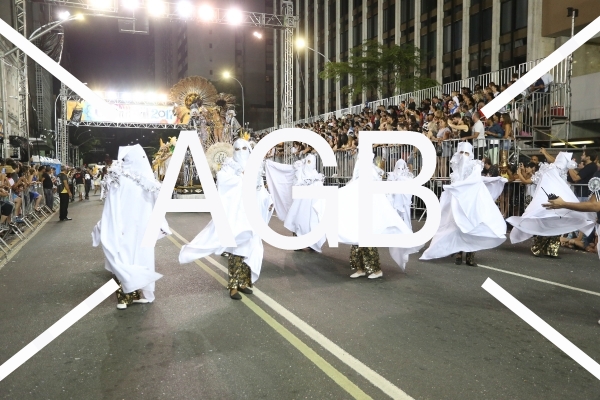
[47,1,298,165]
[58,75,244,195]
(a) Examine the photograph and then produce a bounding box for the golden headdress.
[170,76,218,124]
[214,92,236,110]
[239,130,250,142]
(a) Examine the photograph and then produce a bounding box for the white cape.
[421,165,506,259]
[337,178,422,271]
[265,160,326,252]
[92,149,170,301]
[507,168,595,243]
[482,176,508,201]
[386,173,413,230]
[179,160,273,283]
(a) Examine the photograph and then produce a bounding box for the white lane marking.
[0,18,109,109]
[482,278,600,380]
[171,229,412,399]
[478,264,600,297]
[480,15,600,117]
[0,279,119,382]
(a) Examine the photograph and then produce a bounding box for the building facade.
[291,0,567,121]
[154,0,275,130]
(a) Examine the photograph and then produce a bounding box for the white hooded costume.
[179,138,274,283]
[92,145,171,301]
[264,154,327,252]
[337,152,421,271]
[507,152,596,243]
[386,159,414,229]
[421,142,506,260]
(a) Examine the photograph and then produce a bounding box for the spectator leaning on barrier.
[41,166,54,211]
[568,150,598,201]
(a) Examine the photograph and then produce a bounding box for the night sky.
[61,17,155,91]
[59,17,178,163]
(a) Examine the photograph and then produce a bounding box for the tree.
[319,40,438,101]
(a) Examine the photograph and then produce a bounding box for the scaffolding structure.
[14,0,28,160]
[49,2,298,164]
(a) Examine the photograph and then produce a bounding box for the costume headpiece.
[170,76,218,124]
[215,92,236,109]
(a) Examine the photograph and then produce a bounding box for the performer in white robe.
[482,176,508,202]
[543,175,600,259]
[507,152,595,258]
[421,142,506,266]
[386,159,413,229]
[92,145,171,310]
[337,152,421,277]
[264,154,326,252]
[179,138,274,300]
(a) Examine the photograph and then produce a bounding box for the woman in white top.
[434,119,452,178]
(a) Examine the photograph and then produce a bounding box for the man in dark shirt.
[58,166,72,221]
[74,168,84,201]
[568,150,598,200]
[41,166,54,211]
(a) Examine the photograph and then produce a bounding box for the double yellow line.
[166,229,375,400]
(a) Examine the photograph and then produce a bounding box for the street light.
[295,37,330,62]
[222,71,245,129]
[0,12,130,162]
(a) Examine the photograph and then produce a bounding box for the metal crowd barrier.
[0,180,57,256]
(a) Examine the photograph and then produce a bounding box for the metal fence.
[256,57,570,134]
[264,141,590,222]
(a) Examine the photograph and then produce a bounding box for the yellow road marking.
[167,234,374,400]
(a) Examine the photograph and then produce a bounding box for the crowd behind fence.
[271,58,570,130]
[264,143,590,222]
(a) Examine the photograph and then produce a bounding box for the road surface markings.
[169,229,413,400]
[478,264,600,297]
[482,278,600,381]
[0,279,119,382]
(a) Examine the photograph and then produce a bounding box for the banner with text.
[67,101,177,124]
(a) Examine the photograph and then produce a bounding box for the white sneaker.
[132,299,150,304]
[116,303,127,310]
[368,271,383,279]
[350,270,366,278]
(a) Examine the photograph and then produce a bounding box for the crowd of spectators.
[0,158,107,234]
[251,73,598,255]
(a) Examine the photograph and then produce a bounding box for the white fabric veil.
[92,144,171,301]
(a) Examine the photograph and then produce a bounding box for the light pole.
[223,71,245,129]
[295,38,330,62]
[1,11,132,164]
[0,13,83,162]
[295,38,332,120]
[566,7,578,143]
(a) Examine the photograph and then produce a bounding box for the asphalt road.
[1,196,600,399]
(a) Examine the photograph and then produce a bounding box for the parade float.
[153,76,244,198]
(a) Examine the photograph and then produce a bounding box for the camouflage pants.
[531,235,560,257]
[350,246,381,274]
[114,277,141,306]
[228,255,253,290]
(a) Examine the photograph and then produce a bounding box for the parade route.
[1,199,600,399]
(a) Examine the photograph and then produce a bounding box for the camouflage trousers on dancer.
[350,246,381,274]
[531,235,560,257]
[227,254,253,290]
